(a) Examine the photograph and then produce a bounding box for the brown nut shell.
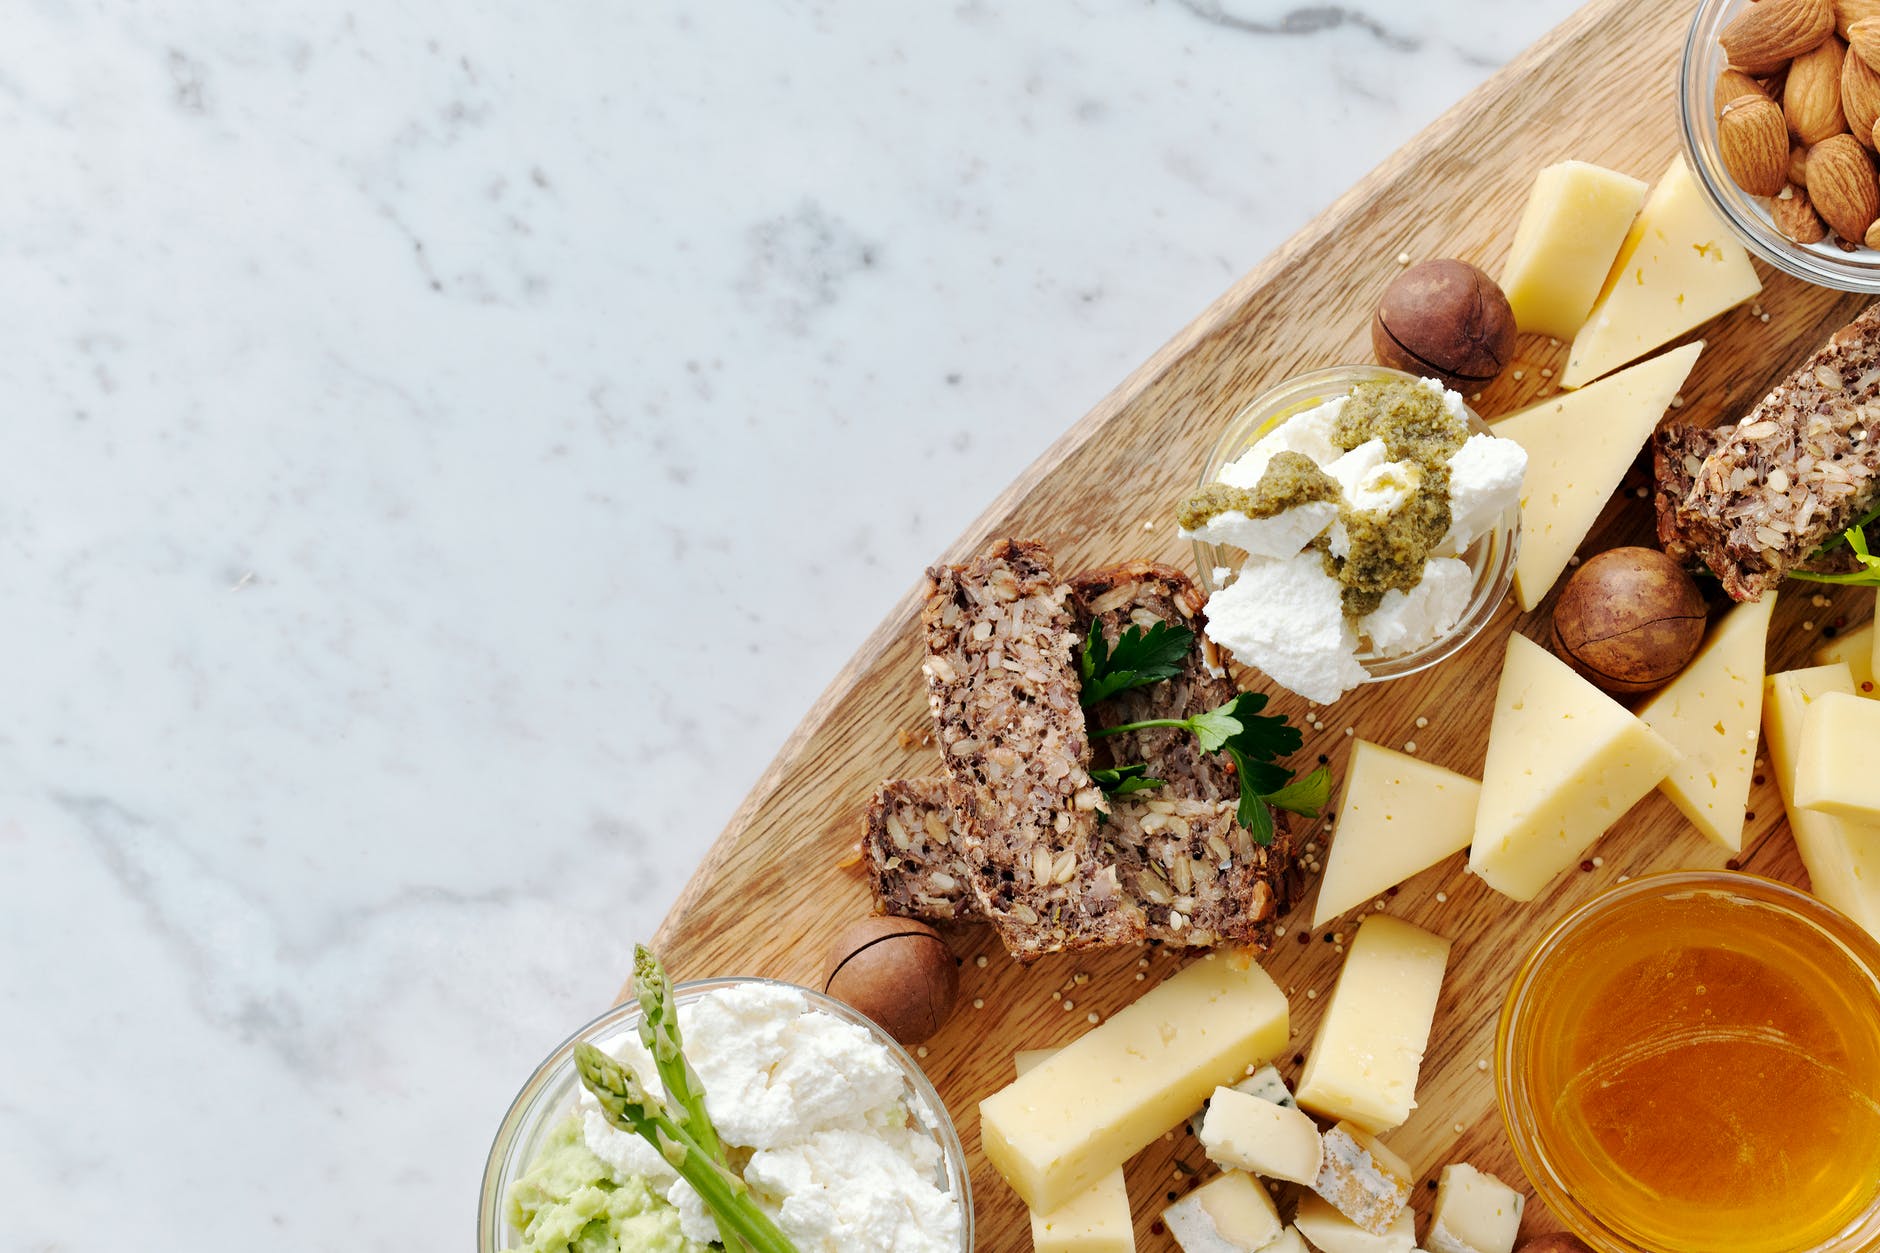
[822,916,959,1045]
[1371,259,1515,390]
[1550,548,1708,695]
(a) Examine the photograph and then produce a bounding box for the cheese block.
[1499,160,1650,339]
[1162,1171,1282,1253]
[1812,608,1877,694]
[1295,916,1450,1134]
[1763,665,1880,942]
[1469,634,1679,901]
[1637,595,1776,852]
[1425,1163,1525,1253]
[1313,741,1481,926]
[1560,154,1759,389]
[981,952,1289,1213]
[1796,691,1880,821]
[1311,1121,1414,1234]
[1494,342,1702,611]
[1015,1050,1136,1253]
[1199,1086,1324,1185]
[1258,1229,1308,1253]
[1292,1194,1417,1253]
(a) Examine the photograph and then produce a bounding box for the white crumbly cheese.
[1360,558,1473,657]
[1325,439,1421,516]
[579,983,961,1252]
[1436,434,1527,556]
[1219,397,1345,488]
[1184,500,1337,560]
[1205,554,1367,704]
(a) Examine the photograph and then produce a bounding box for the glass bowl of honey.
[1498,871,1880,1253]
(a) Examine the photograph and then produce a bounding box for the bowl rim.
[1190,363,1520,685]
[478,975,975,1253]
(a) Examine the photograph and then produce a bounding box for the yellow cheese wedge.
[1469,634,1679,900]
[1637,595,1776,852]
[1500,160,1650,339]
[1294,916,1450,1134]
[1313,741,1480,926]
[1293,1193,1417,1253]
[1426,1163,1525,1253]
[1763,665,1880,942]
[1494,342,1702,611]
[1560,154,1760,389]
[980,952,1289,1214]
[1198,1086,1323,1186]
[1015,1051,1136,1253]
[1813,618,1877,694]
[1161,1170,1282,1252]
[1795,691,1880,821]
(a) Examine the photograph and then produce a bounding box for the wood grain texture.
[643,0,1878,1248]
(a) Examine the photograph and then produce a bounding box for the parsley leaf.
[1079,618,1196,706]
[1091,763,1168,798]
[1792,522,1880,586]
[1262,766,1333,817]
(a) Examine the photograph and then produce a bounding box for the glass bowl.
[479,977,975,1253]
[1497,871,1880,1253]
[1680,0,1880,291]
[1191,364,1519,685]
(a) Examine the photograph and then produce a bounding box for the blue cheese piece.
[1360,558,1472,658]
[1313,1121,1414,1235]
[1163,1171,1284,1252]
[1232,1064,1297,1108]
[1199,1087,1324,1185]
[1205,554,1367,705]
[1183,500,1338,561]
[1293,1194,1417,1253]
[1425,1163,1525,1253]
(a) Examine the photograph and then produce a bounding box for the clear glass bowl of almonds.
[1682,0,1880,290]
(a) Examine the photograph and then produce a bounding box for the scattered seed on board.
[975,955,988,968]
[1476,1059,1489,1072]
[1397,251,1412,265]
[918,1047,929,1058]
[1415,716,1428,728]
[973,998,984,1009]
[1592,856,1604,868]
[1404,741,1418,754]
[1306,989,1318,999]
[1062,1000,1075,1012]
[1086,1011,1100,1024]
[1512,370,1525,381]
[1436,891,1448,903]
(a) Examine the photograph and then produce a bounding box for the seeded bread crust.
[921,540,1144,959]
[865,778,980,922]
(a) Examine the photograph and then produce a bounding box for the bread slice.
[865,779,981,922]
[922,540,1144,959]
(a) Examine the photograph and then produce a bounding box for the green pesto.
[1332,379,1467,463]
[1177,451,1339,530]
[1323,463,1454,617]
[502,1114,712,1253]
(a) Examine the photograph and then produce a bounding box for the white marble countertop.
[3,2,1585,1247]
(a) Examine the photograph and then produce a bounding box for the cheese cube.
[1560,154,1760,389]
[1232,1063,1297,1108]
[1295,916,1450,1134]
[1163,1171,1283,1253]
[1499,160,1650,339]
[1310,1121,1414,1234]
[1469,634,1678,900]
[1199,1086,1324,1185]
[980,952,1289,1213]
[1763,665,1880,942]
[1493,342,1702,611]
[1425,1163,1525,1253]
[1796,691,1880,821]
[1259,1229,1309,1253]
[1014,1050,1136,1253]
[1313,740,1480,926]
[1637,595,1776,852]
[1293,1193,1417,1253]
[1813,612,1877,695]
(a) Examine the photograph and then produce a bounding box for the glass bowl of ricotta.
[480,977,974,1253]
[1191,364,1520,695]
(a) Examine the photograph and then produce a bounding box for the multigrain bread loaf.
[921,540,1144,959]
[865,778,980,922]
[1656,304,1880,600]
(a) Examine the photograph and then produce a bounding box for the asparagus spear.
[574,1042,798,1253]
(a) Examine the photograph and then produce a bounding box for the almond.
[1717,67,1768,116]
[1789,37,1851,141]
[1775,184,1831,241]
[1793,143,1814,184]
[1839,0,1880,39]
[1852,17,1880,69]
[1721,95,1793,195]
[1808,132,1880,237]
[1845,44,1880,144]
[1724,0,1836,73]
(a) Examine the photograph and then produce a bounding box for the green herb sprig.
[1791,521,1880,586]
[1090,763,1167,798]
[1078,619,1195,706]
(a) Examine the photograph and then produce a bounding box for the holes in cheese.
[1312,740,1480,927]
[1013,1049,1135,1253]
[1294,916,1450,1135]
[979,951,1288,1214]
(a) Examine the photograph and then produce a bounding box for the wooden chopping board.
[645,0,1877,1247]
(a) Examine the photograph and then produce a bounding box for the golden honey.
[1501,874,1880,1253]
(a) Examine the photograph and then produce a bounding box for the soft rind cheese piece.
[1295,916,1450,1134]
[980,952,1289,1214]
[1499,160,1650,339]
[1493,342,1703,611]
[1162,1171,1283,1253]
[1637,595,1776,852]
[1310,1121,1413,1234]
[1812,611,1877,694]
[1199,1086,1324,1185]
[1795,691,1880,821]
[1293,1193,1416,1253]
[1425,1163,1525,1253]
[1313,741,1481,927]
[1764,665,1880,942]
[1014,1050,1136,1253]
[1232,1063,1296,1108]
[1469,634,1679,901]
[1560,154,1759,389]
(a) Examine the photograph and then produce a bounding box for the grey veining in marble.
[1,1,1584,1247]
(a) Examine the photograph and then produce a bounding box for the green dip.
[503,1114,712,1253]
[1176,451,1340,531]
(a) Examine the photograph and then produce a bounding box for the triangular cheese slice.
[1469,634,1678,901]
[1312,740,1480,927]
[1637,595,1777,852]
[1560,154,1759,389]
[1494,342,1702,612]
[1764,664,1880,942]
[1812,607,1877,695]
